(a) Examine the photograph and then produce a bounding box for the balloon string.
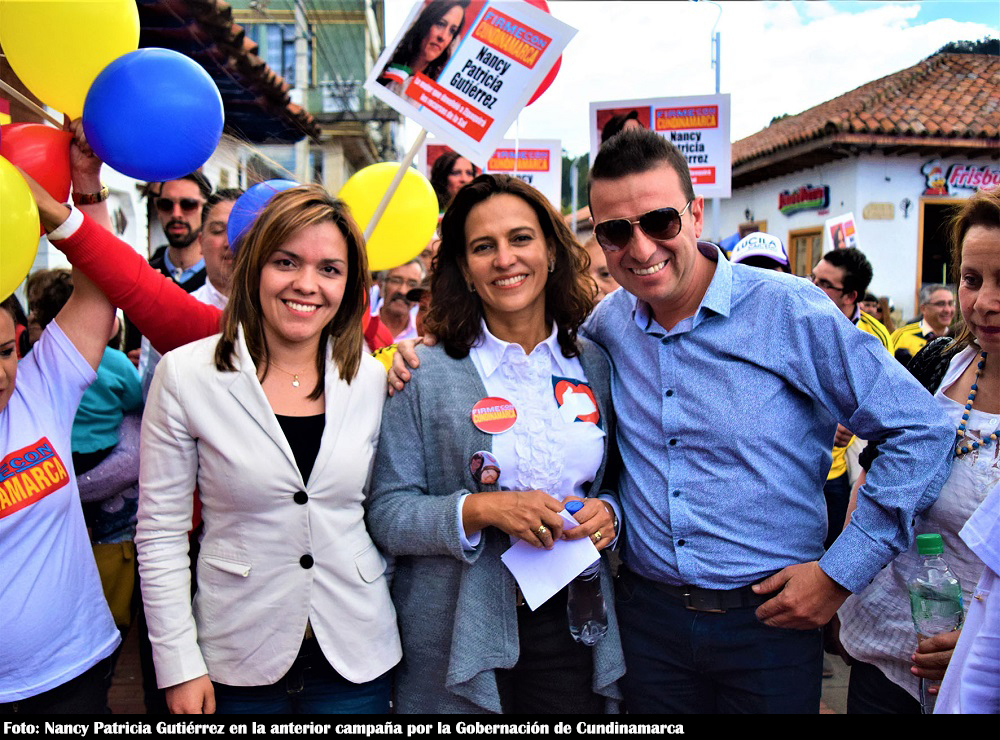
[0,80,63,127]
[363,128,428,241]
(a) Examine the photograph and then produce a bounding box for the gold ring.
[536,525,549,537]
[592,530,603,543]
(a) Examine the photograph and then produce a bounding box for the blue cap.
[564,501,584,515]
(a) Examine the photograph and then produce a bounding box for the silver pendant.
[292,377,300,388]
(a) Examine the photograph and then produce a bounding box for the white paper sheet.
[500,510,600,611]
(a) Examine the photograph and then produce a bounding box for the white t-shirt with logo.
[0,321,120,701]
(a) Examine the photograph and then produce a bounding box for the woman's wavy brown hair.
[214,184,371,395]
[424,174,595,359]
[947,185,1000,356]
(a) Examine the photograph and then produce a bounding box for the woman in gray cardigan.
[367,175,625,714]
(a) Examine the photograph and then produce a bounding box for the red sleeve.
[52,214,223,354]
[363,312,395,351]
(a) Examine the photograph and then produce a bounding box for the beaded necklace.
[955,350,999,457]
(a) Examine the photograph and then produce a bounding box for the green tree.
[934,37,998,55]
[561,152,590,214]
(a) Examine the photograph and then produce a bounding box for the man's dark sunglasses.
[154,197,203,214]
[593,201,693,252]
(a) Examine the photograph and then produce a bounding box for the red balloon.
[523,0,561,106]
[0,123,73,204]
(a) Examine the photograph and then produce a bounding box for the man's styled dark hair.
[201,188,244,224]
[821,248,873,302]
[588,129,695,206]
[157,171,212,200]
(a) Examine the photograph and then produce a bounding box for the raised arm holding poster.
[589,94,732,199]
[366,0,576,165]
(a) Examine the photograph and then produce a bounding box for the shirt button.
[677,539,686,546]
[294,490,308,505]
[669,439,678,446]
[665,390,674,397]
[300,554,314,569]
[672,490,680,497]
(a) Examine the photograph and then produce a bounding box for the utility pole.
[293,0,310,183]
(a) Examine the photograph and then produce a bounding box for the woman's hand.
[165,675,216,714]
[463,490,567,548]
[911,629,961,691]
[66,116,102,190]
[561,496,616,551]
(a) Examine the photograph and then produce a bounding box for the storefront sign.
[589,94,732,199]
[862,202,894,220]
[778,184,829,215]
[921,160,1000,196]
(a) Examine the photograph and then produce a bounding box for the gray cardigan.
[367,339,625,714]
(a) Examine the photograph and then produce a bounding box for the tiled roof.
[138,0,320,143]
[732,53,999,185]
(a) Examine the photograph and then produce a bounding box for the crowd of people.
[1,122,998,716]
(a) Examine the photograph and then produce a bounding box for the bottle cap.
[916,533,944,555]
[564,501,584,515]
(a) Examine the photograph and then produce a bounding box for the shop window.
[788,227,823,277]
[246,23,312,87]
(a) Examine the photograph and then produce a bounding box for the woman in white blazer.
[136,185,400,714]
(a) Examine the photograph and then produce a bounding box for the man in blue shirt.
[585,129,953,713]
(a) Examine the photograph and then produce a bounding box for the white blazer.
[136,329,400,689]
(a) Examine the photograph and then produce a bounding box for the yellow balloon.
[0,157,41,302]
[338,162,439,272]
[0,0,140,119]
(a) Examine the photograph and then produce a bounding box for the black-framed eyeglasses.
[809,274,845,293]
[593,201,693,252]
[155,197,203,214]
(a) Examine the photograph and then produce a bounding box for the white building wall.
[720,151,994,318]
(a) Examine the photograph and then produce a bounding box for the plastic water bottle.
[565,501,608,646]
[907,533,964,714]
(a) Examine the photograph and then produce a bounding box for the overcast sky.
[383,0,998,159]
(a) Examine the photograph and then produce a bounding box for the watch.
[72,185,110,205]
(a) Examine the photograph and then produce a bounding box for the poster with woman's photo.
[420,136,561,211]
[825,212,860,250]
[365,0,575,163]
[589,94,732,199]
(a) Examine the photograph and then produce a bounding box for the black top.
[275,413,326,484]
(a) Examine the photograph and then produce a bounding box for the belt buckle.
[682,587,727,614]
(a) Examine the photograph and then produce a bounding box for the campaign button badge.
[470,450,501,485]
[471,397,517,434]
[552,377,600,425]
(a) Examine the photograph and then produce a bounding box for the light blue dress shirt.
[582,244,954,593]
[162,249,205,285]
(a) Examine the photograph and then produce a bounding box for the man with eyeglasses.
[581,129,953,713]
[892,284,955,366]
[122,172,212,364]
[374,259,426,341]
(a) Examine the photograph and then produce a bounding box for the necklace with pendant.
[269,361,308,388]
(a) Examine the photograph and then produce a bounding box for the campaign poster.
[365,0,575,163]
[484,139,561,208]
[589,94,732,199]
[420,137,561,210]
[825,212,859,250]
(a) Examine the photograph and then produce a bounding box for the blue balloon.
[227,180,299,252]
[83,48,224,182]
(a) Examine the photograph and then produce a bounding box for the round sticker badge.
[471,396,517,434]
[470,450,502,485]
